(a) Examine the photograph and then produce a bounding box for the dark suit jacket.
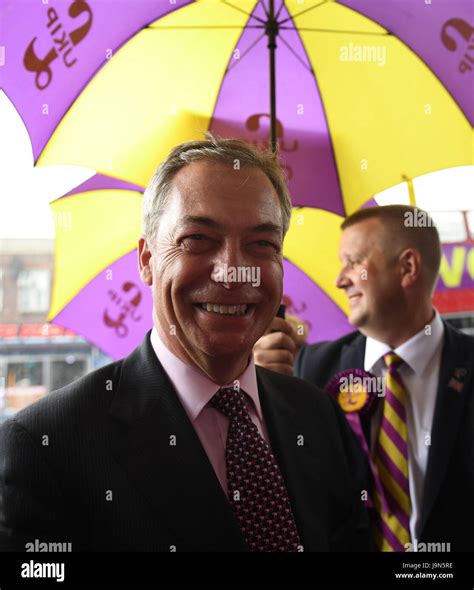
[295,321,474,551]
[0,331,371,552]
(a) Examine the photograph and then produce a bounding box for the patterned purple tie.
[210,386,302,552]
[373,352,411,551]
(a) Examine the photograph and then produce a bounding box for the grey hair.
[142,134,292,243]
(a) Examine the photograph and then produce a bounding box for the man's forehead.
[340,221,379,252]
[175,214,282,236]
[165,161,282,229]
[172,159,271,188]
[344,218,384,239]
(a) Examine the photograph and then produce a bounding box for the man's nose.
[211,244,248,289]
[335,267,350,289]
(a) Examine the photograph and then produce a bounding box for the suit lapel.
[257,368,330,551]
[419,323,473,538]
[108,332,247,551]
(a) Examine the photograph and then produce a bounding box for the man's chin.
[348,311,365,328]
[197,334,255,358]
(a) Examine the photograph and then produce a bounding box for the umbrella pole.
[402,175,417,206]
[267,0,278,154]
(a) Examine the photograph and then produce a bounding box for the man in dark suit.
[255,205,474,551]
[0,136,370,552]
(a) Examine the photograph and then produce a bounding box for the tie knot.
[210,387,249,422]
[383,351,404,370]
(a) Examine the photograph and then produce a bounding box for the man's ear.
[400,248,422,288]
[138,236,153,286]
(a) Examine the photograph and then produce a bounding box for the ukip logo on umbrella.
[23,0,94,90]
[440,17,474,74]
[104,280,143,339]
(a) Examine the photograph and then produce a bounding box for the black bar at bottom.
[0,551,472,586]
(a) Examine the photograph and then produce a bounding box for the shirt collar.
[150,326,262,423]
[364,310,444,376]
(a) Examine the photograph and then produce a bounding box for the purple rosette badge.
[325,368,380,416]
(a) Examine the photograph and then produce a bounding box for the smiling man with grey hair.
[0,135,370,553]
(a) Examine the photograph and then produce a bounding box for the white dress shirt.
[364,311,444,543]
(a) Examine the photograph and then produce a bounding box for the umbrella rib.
[226,31,267,72]
[222,0,267,25]
[278,0,329,26]
[148,25,264,29]
[280,26,391,36]
[278,34,314,74]
[274,0,286,21]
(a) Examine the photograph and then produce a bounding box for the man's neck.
[361,306,436,349]
[155,324,250,385]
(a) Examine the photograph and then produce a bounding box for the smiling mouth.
[348,293,362,303]
[196,303,253,316]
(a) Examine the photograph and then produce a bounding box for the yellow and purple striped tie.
[373,352,411,551]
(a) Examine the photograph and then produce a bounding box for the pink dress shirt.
[150,327,270,495]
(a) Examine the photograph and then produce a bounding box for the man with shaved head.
[336,206,442,347]
[255,205,474,552]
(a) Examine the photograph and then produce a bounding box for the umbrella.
[1,0,472,357]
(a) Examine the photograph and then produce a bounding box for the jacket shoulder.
[300,330,361,358]
[444,321,474,349]
[3,358,124,435]
[295,331,363,387]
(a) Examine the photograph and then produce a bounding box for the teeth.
[200,303,249,316]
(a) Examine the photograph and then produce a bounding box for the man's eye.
[181,234,208,244]
[256,240,279,250]
[181,235,214,252]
